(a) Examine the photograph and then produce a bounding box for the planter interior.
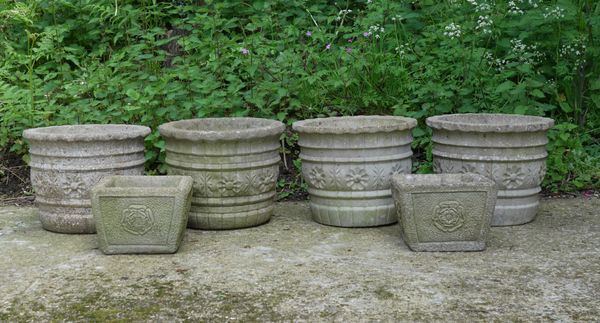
[92,175,193,254]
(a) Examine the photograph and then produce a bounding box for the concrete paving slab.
[1,198,599,321]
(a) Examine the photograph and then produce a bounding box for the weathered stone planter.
[293,116,417,227]
[159,118,285,230]
[23,124,150,233]
[392,173,497,252]
[426,114,554,226]
[91,175,193,254]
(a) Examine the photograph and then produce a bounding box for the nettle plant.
[0,0,598,191]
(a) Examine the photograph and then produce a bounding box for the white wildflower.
[543,6,565,19]
[508,1,524,15]
[443,23,462,39]
[476,15,493,34]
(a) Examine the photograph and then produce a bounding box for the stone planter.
[23,124,150,233]
[91,176,193,254]
[159,118,285,230]
[293,116,417,227]
[392,173,497,252]
[426,114,554,226]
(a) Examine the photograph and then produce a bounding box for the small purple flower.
[240,48,249,55]
[325,43,331,50]
[347,38,353,43]
[305,31,312,37]
[363,32,371,37]
[345,47,353,53]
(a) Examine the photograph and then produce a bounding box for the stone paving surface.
[1,198,599,321]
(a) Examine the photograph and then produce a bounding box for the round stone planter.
[159,118,285,230]
[23,124,150,233]
[293,116,417,227]
[426,113,554,226]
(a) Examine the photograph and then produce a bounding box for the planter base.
[309,203,396,227]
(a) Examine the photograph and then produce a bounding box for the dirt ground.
[1,198,599,322]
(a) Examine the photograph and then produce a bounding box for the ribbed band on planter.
[426,113,554,226]
[159,118,285,230]
[23,124,150,233]
[293,116,417,227]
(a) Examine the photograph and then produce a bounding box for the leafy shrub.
[0,0,598,192]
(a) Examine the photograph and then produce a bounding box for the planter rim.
[23,124,150,142]
[392,173,495,190]
[292,115,417,134]
[159,117,285,141]
[426,113,554,133]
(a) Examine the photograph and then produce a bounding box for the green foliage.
[0,0,599,191]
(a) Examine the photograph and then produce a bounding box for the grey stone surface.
[22,124,150,233]
[1,198,599,321]
[159,118,285,230]
[91,176,193,254]
[392,173,497,252]
[426,113,554,226]
[293,116,417,227]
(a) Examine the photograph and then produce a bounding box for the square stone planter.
[391,173,497,252]
[91,176,193,254]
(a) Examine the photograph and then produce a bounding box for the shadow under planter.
[91,176,193,254]
[23,124,150,234]
[392,173,497,252]
[293,116,417,227]
[426,114,554,226]
[159,118,285,230]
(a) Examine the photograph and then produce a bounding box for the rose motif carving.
[61,174,87,197]
[121,205,154,235]
[502,165,525,189]
[433,200,464,233]
[345,167,369,190]
[308,167,327,189]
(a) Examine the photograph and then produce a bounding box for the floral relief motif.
[433,200,465,233]
[537,163,547,184]
[193,172,215,196]
[257,172,276,192]
[502,165,525,189]
[121,204,154,235]
[60,174,87,197]
[329,168,344,189]
[308,167,327,189]
[390,163,409,176]
[372,167,388,188]
[31,171,61,196]
[432,159,442,173]
[459,164,479,175]
[217,176,242,195]
[345,167,369,190]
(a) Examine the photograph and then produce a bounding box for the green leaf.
[495,81,514,93]
[559,102,573,113]
[125,89,140,100]
[530,89,545,98]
